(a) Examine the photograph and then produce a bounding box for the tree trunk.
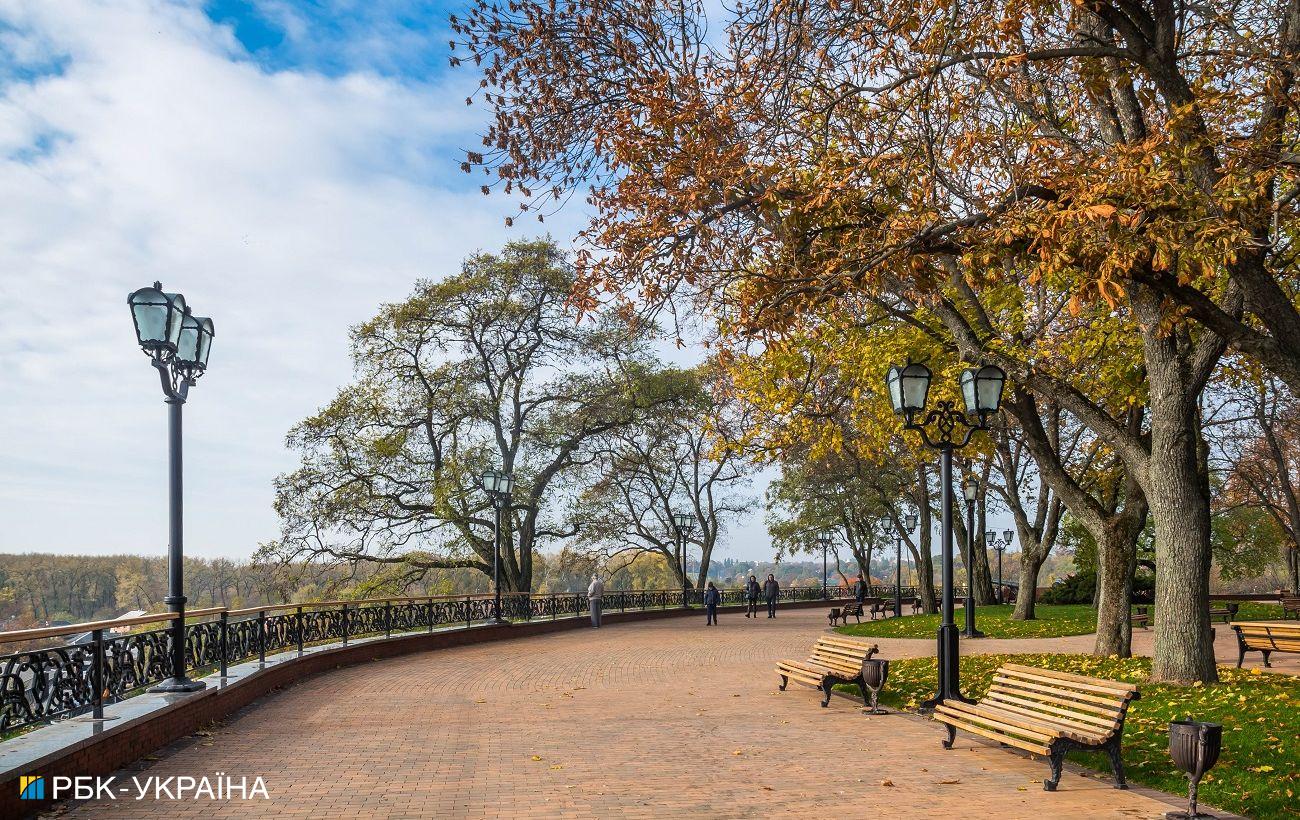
[971,495,996,604]
[1094,524,1137,657]
[1136,286,1219,684]
[1013,552,1045,620]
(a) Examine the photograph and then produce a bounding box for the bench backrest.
[1282,596,1300,612]
[1233,621,1300,650]
[984,664,1139,739]
[808,636,876,674]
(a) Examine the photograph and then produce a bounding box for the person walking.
[744,574,761,618]
[763,574,780,618]
[705,582,722,625]
[587,573,604,628]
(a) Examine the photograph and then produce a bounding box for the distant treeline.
[0,550,855,631]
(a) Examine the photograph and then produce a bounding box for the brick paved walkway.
[58,608,1225,819]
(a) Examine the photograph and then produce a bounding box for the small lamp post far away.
[127,281,214,693]
[817,530,835,600]
[890,512,919,618]
[480,468,514,624]
[673,510,697,607]
[987,529,1015,604]
[961,474,985,639]
[886,360,1005,709]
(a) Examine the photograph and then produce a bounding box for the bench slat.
[936,701,1061,741]
[1001,664,1138,696]
[973,699,1112,743]
[988,681,1125,720]
[932,709,1052,755]
[993,675,1131,710]
[985,690,1118,730]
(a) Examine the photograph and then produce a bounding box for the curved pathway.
[56,608,1234,819]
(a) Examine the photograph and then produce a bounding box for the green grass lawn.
[836,604,1097,639]
[1233,602,1285,621]
[860,654,1298,819]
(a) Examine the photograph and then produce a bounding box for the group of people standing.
[585,572,786,628]
[703,574,781,625]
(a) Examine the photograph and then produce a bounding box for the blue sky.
[0,0,785,564]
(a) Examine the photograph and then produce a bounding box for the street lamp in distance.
[673,510,697,607]
[817,530,835,600]
[480,468,515,624]
[961,475,985,638]
[987,529,1015,604]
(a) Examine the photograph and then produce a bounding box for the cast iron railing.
[0,583,936,735]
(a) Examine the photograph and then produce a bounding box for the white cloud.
[0,0,585,559]
[0,0,781,565]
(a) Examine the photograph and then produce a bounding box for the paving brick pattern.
[56,608,1236,819]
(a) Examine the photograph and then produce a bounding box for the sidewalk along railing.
[0,584,932,736]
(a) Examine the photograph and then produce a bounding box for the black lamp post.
[962,475,985,639]
[673,510,697,607]
[987,529,1014,603]
[128,282,214,693]
[893,513,918,618]
[886,361,1005,709]
[817,531,834,599]
[480,468,515,624]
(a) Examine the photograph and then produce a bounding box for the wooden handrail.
[0,606,227,645]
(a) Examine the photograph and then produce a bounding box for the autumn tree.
[267,239,676,593]
[1214,374,1300,592]
[569,365,754,588]
[450,0,1294,682]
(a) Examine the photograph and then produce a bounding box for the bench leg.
[1263,649,1272,668]
[1105,738,1127,790]
[778,674,788,691]
[941,723,956,750]
[1044,748,1064,792]
[1237,645,1246,668]
[820,679,833,707]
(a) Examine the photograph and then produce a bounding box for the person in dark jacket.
[704,582,722,625]
[763,574,780,618]
[854,573,868,605]
[744,575,761,618]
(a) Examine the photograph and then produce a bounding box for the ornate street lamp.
[891,513,919,618]
[962,475,985,639]
[817,530,835,599]
[673,510,697,607]
[127,282,214,693]
[987,529,1015,604]
[886,360,1005,709]
[480,468,515,624]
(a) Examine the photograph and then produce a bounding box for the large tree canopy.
[267,239,679,592]
[447,0,1300,681]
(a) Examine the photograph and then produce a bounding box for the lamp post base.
[963,628,986,638]
[148,677,207,694]
[919,623,973,710]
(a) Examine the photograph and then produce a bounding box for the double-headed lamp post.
[480,468,515,624]
[894,513,919,617]
[886,361,1005,709]
[673,510,697,607]
[817,531,834,599]
[961,475,985,639]
[127,282,214,693]
[987,529,1015,603]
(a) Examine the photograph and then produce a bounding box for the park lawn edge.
[835,653,1297,819]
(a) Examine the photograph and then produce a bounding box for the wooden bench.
[1132,602,1238,629]
[933,663,1140,792]
[828,603,864,626]
[776,636,878,707]
[1282,595,1300,620]
[1231,620,1300,667]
